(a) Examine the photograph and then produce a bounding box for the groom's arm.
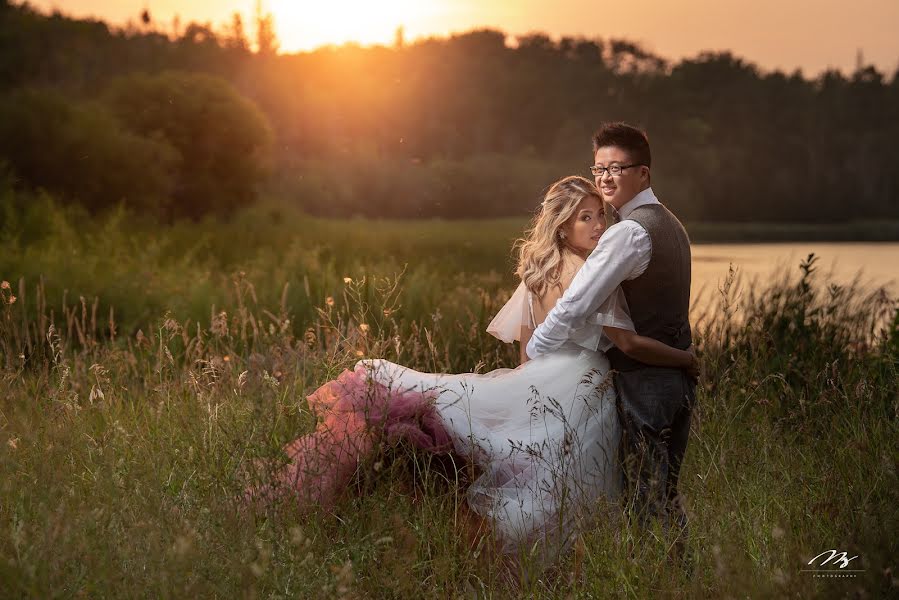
[526,222,651,359]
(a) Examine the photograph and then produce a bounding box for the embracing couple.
[247,122,698,573]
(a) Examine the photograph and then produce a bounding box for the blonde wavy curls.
[514,175,606,298]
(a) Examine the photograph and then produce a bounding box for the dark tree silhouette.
[254,1,278,56]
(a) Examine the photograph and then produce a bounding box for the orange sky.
[31,0,899,75]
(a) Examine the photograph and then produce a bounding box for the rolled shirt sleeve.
[525,221,651,359]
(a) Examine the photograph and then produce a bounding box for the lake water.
[690,242,899,310]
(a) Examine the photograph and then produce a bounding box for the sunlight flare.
[269,0,447,50]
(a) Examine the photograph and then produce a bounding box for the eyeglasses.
[589,163,645,177]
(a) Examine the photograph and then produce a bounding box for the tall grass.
[0,195,525,352]
[0,208,896,597]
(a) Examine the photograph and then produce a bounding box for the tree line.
[1,1,897,222]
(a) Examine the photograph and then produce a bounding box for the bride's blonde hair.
[515,175,606,298]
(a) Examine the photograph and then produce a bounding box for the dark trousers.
[614,367,695,532]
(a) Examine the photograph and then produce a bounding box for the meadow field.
[1,201,897,598]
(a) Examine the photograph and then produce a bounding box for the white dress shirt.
[525,186,660,359]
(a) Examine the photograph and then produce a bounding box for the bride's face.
[561,195,606,255]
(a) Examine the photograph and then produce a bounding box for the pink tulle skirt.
[245,364,453,508]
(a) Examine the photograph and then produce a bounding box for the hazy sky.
[32,0,899,75]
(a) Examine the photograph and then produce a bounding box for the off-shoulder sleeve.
[486,281,529,343]
[588,286,635,331]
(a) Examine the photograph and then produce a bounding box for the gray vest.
[606,202,693,371]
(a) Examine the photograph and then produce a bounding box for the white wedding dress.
[359,280,635,565]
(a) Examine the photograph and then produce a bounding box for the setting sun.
[268,0,451,50]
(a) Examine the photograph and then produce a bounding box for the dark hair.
[592,122,651,169]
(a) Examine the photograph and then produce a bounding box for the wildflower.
[223,355,230,362]
[0,280,9,289]
[325,296,335,307]
[135,329,148,347]
[262,371,280,389]
[211,311,229,337]
[383,308,393,317]
[7,437,18,450]
[89,385,105,402]
[343,277,352,284]
[7,295,15,304]
[163,317,180,333]
[359,323,370,333]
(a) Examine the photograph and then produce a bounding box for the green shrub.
[0,87,177,212]
[103,70,273,219]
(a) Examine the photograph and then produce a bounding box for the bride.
[246,175,696,571]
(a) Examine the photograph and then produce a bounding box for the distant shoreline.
[684,220,899,243]
[326,214,899,243]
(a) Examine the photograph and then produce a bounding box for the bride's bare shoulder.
[560,251,585,288]
[532,251,585,314]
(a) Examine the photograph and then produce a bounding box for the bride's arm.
[519,325,533,364]
[603,326,698,375]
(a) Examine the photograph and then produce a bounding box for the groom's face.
[593,145,650,210]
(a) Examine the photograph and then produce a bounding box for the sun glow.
[269,0,451,51]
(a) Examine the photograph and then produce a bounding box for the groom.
[526,122,696,536]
